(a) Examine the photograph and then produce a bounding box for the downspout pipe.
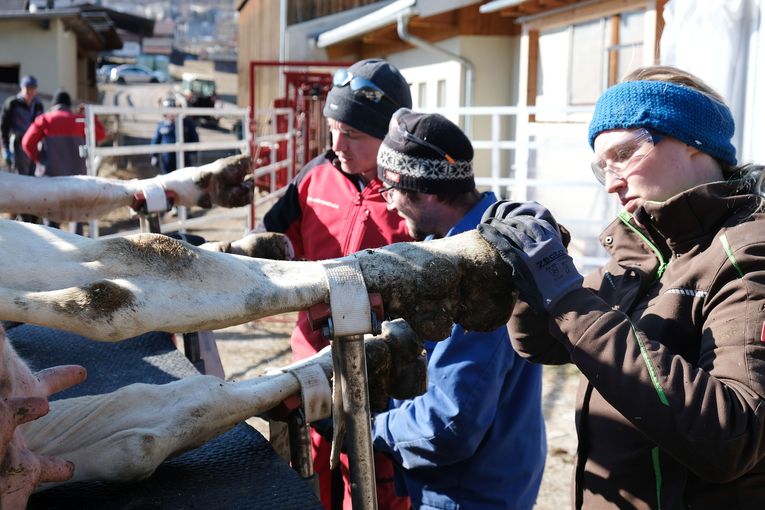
[278,0,287,92]
[396,11,474,135]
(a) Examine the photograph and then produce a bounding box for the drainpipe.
[279,0,287,92]
[396,11,474,135]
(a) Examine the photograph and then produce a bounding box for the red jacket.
[22,105,106,177]
[263,151,411,357]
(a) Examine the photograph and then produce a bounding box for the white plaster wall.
[0,19,77,100]
[387,34,518,181]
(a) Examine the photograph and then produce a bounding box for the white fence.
[440,105,616,271]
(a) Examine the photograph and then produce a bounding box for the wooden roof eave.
[321,5,519,59]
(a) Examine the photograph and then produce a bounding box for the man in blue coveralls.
[373,108,546,510]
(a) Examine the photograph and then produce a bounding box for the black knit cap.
[323,59,413,140]
[377,108,474,194]
[52,89,72,107]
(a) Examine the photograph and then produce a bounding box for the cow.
[0,157,515,508]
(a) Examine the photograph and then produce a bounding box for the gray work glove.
[478,201,583,312]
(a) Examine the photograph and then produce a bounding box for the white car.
[109,64,167,84]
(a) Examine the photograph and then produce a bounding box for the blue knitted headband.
[588,80,737,165]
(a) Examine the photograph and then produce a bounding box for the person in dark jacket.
[260,58,413,510]
[150,97,199,174]
[1,75,43,176]
[479,65,765,510]
[374,108,546,510]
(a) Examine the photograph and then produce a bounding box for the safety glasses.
[388,109,456,164]
[591,128,664,185]
[379,185,396,204]
[332,68,400,107]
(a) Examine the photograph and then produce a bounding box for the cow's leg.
[0,154,252,222]
[24,373,308,485]
[21,320,424,487]
[0,221,514,341]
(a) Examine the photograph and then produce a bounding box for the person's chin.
[408,226,426,241]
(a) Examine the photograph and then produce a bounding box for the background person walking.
[1,75,43,176]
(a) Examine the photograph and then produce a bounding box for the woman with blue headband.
[478,66,765,509]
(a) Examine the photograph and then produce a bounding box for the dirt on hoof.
[355,231,515,340]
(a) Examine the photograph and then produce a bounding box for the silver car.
[109,64,165,84]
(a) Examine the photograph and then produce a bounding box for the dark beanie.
[377,108,474,194]
[323,59,412,140]
[52,89,72,107]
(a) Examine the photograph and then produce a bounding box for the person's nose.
[332,132,347,152]
[604,169,625,193]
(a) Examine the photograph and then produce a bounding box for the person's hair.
[622,65,765,206]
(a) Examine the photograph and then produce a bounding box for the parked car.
[109,64,167,84]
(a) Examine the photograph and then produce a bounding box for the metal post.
[335,333,377,510]
[287,408,319,496]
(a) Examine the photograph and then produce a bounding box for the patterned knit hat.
[324,59,413,140]
[588,80,737,165]
[377,108,474,194]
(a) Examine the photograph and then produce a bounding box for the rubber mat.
[8,324,322,510]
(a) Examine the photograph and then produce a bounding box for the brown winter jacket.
[508,180,765,509]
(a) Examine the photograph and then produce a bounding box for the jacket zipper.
[618,211,669,279]
[341,190,365,255]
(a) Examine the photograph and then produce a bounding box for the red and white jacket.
[21,105,106,177]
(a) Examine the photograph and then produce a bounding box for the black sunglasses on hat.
[388,109,456,164]
[332,68,401,108]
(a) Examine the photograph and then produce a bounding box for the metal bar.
[335,334,377,510]
[89,140,250,158]
[182,331,205,373]
[287,409,319,496]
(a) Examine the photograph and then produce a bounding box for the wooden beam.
[654,0,668,61]
[608,14,620,86]
[526,28,539,123]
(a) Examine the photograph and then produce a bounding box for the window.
[436,80,446,108]
[417,82,427,109]
[535,9,645,112]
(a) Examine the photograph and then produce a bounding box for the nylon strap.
[322,260,372,337]
[285,363,332,423]
[142,180,169,212]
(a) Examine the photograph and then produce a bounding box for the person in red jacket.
[22,89,106,178]
[22,89,106,232]
[260,58,413,510]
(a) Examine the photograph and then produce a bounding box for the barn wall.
[237,0,281,114]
